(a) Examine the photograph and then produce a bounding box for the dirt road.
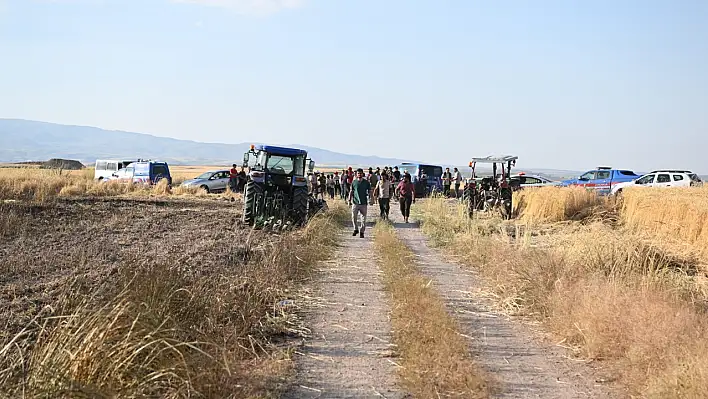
[286,212,407,398]
[288,200,620,398]
[390,205,619,398]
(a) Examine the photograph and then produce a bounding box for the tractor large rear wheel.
[292,187,308,225]
[243,180,262,225]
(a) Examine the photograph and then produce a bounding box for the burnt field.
[0,197,245,334]
[0,196,341,397]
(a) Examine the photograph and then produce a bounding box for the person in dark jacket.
[396,174,415,223]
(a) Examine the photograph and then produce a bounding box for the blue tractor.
[241,144,317,226]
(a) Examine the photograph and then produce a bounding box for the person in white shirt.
[326,174,335,199]
[452,167,463,198]
[374,172,392,220]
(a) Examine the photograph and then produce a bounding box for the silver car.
[181,170,231,193]
[509,173,559,190]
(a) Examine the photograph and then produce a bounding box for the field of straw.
[621,186,708,264]
[0,166,235,202]
[0,169,348,397]
[419,187,708,397]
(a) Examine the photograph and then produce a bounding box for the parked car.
[94,159,135,180]
[611,170,703,195]
[509,173,559,190]
[105,160,172,186]
[180,170,231,193]
[559,167,640,195]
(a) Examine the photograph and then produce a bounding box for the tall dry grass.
[514,186,604,223]
[373,222,488,398]
[622,186,708,264]
[418,195,708,397]
[0,168,210,201]
[0,205,345,397]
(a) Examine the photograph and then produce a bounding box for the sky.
[1,0,707,172]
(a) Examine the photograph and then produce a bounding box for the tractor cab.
[241,145,320,226]
[243,144,310,186]
[463,155,518,219]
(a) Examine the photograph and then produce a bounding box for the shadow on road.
[392,222,420,229]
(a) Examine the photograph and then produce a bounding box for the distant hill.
[0,119,413,167]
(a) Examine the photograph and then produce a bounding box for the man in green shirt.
[348,168,371,238]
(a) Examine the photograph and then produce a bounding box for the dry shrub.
[419,196,708,396]
[58,181,90,197]
[0,174,72,202]
[514,186,603,223]
[0,205,22,237]
[86,180,139,197]
[0,205,343,397]
[621,186,708,264]
[373,222,488,398]
[172,184,207,196]
[549,277,708,398]
[150,179,172,195]
[545,222,700,279]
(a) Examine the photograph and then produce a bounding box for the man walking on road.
[349,168,371,238]
[396,173,415,223]
[374,172,392,220]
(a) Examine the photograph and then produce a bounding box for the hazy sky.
[1,0,707,172]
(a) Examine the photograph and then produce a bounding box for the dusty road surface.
[389,206,620,399]
[286,211,407,399]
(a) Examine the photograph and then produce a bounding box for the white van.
[94,160,136,180]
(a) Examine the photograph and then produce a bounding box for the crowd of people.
[308,166,417,238]
[229,161,442,239]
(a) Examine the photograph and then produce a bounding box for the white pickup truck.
[611,170,703,195]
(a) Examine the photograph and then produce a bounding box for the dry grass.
[373,222,488,398]
[0,197,344,397]
[514,186,604,223]
[622,186,708,264]
[0,167,217,202]
[418,195,708,397]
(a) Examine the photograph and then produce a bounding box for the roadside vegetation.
[418,187,708,397]
[0,189,347,397]
[373,222,489,398]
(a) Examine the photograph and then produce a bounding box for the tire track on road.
[285,215,408,399]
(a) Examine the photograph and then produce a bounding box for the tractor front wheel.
[243,180,263,225]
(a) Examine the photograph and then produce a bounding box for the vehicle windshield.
[420,165,442,177]
[266,154,305,175]
[398,165,417,175]
[195,172,213,180]
[580,171,596,180]
[689,174,702,182]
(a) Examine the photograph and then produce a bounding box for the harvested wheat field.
[0,194,342,397]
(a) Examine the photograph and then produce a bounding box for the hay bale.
[40,159,85,170]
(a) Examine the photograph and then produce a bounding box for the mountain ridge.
[0,119,415,167]
[0,118,596,178]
